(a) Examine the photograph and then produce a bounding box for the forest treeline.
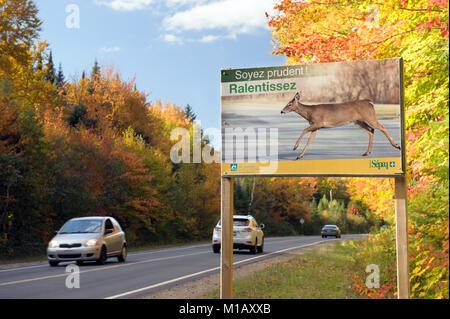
[0,0,223,256]
[234,177,382,236]
[0,0,382,258]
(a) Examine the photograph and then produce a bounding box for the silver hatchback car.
[47,216,127,267]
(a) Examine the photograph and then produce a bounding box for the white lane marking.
[0,244,211,273]
[104,267,220,299]
[0,251,209,287]
[0,236,364,273]
[0,239,303,273]
[0,264,48,273]
[104,238,338,299]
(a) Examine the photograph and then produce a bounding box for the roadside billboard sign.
[221,58,405,177]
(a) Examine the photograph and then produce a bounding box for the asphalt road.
[222,104,402,161]
[0,235,366,299]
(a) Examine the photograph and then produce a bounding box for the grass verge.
[203,239,368,299]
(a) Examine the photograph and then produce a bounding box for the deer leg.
[297,130,318,160]
[355,121,375,156]
[366,120,401,150]
[293,129,309,150]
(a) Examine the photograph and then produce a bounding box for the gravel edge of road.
[140,239,349,299]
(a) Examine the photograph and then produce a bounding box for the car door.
[104,218,121,255]
[112,218,125,248]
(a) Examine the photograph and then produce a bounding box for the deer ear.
[295,92,300,101]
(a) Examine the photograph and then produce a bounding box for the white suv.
[212,215,264,254]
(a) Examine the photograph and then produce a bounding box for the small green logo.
[230,164,238,171]
[370,160,396,170]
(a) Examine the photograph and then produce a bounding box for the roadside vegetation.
[204,239,371,299]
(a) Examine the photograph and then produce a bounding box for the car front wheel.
[97,246,107,265]
[49,260,59,267]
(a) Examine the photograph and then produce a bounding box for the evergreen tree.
[81,70,86,79]
[184,104,197,121]
[55,63,65,88]
[45,50,55,84]
[91,59,100,79]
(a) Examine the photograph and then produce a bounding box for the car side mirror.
[105,229,114,235]
[54,230,59,235]
[259,224,265,229]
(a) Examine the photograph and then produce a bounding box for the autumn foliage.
[269,0,449,298]
[0,1,223,255]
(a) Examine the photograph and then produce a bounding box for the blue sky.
[35,0,286,136]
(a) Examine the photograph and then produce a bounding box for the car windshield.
[59,219,103,234]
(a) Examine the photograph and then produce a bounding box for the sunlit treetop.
[268,0,449,64]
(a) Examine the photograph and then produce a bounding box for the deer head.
[281,92,301,114]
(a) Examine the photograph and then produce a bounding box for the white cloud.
[94,0,154,11]
[166,0,207,7]
[100,46,121,52]
[199,34,221,43]
[163,0,277,38]
[163,34,183,44]
[94,0,278,43]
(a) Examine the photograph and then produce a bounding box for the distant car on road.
[321,225,341,238]
[212,215,264,254]
[47,216,127,267]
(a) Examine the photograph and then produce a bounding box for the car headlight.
[48,240,58,248]
[85,239,97,247]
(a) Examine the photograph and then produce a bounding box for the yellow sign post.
[220,177,234,299]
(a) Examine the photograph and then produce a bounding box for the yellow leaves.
[2,40,57,110]
[412,265,428,277]
[411,282,421,291]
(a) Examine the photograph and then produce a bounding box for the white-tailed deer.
[281,92,401,159]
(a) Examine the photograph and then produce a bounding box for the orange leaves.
[416,18,449,37]
[0,96,20,153]
[346,177,395,219]
[268,0,448,65]
[268,0,389,63]
[62,67,163,147]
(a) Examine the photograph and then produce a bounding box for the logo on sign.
[370,160,396,170]
[230,164,238,171]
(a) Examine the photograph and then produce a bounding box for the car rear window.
[217,219,250,227]
[324,225,337,229]
[233,219,250,226]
